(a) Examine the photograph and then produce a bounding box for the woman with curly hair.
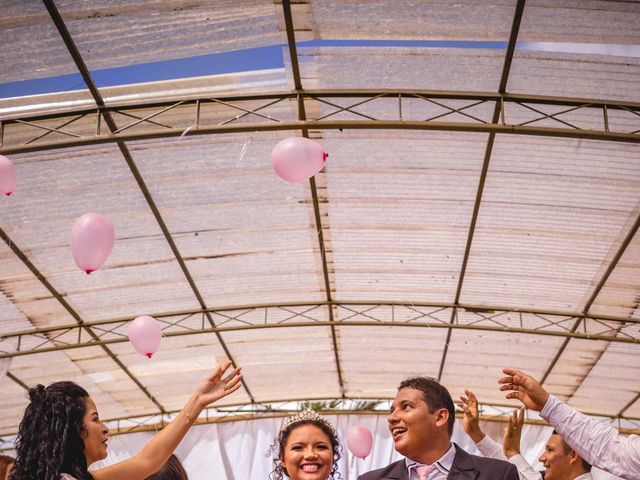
[10,361,241,480]
[270,409,342,480]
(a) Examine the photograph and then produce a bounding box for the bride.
[270,409,342,480]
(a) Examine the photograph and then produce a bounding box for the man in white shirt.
[359,376,519,480]
[459,389,592,480]
[498,368,640,480]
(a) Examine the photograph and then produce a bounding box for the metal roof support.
[3,302,639,359]
[41,0,254,403]
[544,209,640,399]
[3,118,640,156]
[7,371,28,390]
[3,90,640,154]
[438,0,526,382]
[281,0,346,397]
[0,224,166,412]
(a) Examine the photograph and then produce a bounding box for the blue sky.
[0,40,508,99]
[1,40,637,100]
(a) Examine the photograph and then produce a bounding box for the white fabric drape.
[93,414,624,480]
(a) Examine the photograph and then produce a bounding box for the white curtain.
[93,414,624,480]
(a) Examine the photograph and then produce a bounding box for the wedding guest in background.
[499,368,639,480]
[145,454,188,480]
[0,455,15,480]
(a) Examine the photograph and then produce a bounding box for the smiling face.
[81,397,109,465]
[388,387,450,463]
[538,434,573,480]
[281,424,334,480]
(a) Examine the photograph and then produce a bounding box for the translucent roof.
[1,0,640,439]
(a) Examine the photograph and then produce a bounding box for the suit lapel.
[446,444,479,480]
[382,460,409,480]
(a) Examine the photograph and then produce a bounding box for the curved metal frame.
[2,91,640,155]
[2,301,639,360]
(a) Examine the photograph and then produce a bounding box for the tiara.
[281,408,336,435]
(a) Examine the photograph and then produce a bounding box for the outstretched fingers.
[221,366,242,385]
[207,360,233,382]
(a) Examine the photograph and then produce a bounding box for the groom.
[359,377,518,480]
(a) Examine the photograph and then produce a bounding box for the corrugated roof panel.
[518,0,640,44]
[625,397,640,419]
[219,326,341,401]
[127,134,324,308]
[338,324,448,398]
[461,136,640,311]
[295,47,506,91]
[589,233,640,319]
[0,1,282,83]
[8,347,158,424]
[0,242,80,330]
[323,131,487,303]
[440,328,564,406]
[0,0,79,83]
[542,337,612,400]
[0,375,28,433]
[0,291,33,336]
[105,333,252,409]
[0,145,200,323]
[568,340,640,416]
[310,0,516,41]
[508,51,640,103]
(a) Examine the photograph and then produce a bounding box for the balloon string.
[237,137,251,167]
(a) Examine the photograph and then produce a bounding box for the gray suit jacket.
[358,444,520,480]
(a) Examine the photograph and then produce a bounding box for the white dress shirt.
[476,435,541,480]
[405,443,456,480]
[541,395,640,480]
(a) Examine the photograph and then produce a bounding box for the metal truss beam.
[2,91,640,155]
[2,301,639,359]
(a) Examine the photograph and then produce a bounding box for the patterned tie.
[413,464,436,480]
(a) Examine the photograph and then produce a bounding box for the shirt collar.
[404,443,456,475]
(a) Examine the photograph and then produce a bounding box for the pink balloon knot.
[146,353,153,358]
[323,152,329,161]
[85,269,93,275]
[5,192,12,196]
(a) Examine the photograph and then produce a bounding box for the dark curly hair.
[269,417,342,480]
[10,381,93,480]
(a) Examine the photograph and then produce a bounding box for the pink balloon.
[0,155,16,196]
[128,315,162,358]
[271,137,328,183]
[346,425,373,459]
[71,213,115,274]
